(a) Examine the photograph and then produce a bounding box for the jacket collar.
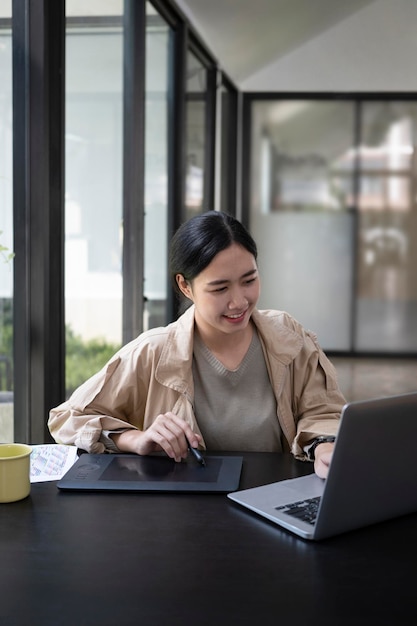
[251,308,304,365]
[155,305,304,387]
[155,305,196,392]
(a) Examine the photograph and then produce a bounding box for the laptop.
[228,392,417,540]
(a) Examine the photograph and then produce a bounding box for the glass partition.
[0,0,13,441]
[249,100,355,350]
[356,101,417,351]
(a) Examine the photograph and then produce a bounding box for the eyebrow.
[206,268,258,286]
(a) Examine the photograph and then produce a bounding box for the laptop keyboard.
[275,496,321,525]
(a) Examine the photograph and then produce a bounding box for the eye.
[244,277,257,285]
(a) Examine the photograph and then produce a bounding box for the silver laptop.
[228,392,417,540]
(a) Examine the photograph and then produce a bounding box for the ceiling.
[174,0,377,85]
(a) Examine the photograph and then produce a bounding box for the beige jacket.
[48,306,345,459]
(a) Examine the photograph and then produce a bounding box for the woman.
[48,211,345,478]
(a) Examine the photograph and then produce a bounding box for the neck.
[195,322,254,361]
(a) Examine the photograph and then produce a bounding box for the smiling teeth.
[227,313,244,318]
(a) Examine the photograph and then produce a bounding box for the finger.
[163,413,202,448]
[151,416,187,461]
[156,413,201,452]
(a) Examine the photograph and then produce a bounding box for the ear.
[176,274,193,301]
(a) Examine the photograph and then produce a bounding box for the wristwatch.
[307,436,336,461]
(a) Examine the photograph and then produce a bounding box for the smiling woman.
[48,210,345,479]
[174,236,259,370]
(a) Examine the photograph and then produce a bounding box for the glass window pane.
[0,2,13,442]
[356,101,417,352]
[185,50,207,218]
[144,2,171,330]
[65,1,123,396]
[250,100,355,350]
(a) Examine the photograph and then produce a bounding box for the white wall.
[242,0,417,92]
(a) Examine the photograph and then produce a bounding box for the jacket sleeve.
[48,353,146,453]
[290,330,346,459]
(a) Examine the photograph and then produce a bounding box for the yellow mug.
[0,443,32,503]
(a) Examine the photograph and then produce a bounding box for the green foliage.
[0,230,14,263]
[0,299,13,391]
[0,298,13,354]
[65,326,120,396]
[0,297,119,394]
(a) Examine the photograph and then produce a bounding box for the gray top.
[192,329,283,452]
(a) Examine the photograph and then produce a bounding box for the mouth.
[223,309,249,323]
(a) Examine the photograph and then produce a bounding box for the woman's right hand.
[110,412,202,462]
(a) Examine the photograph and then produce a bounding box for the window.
[185,49,208,218]
[143,2,172,330]
[8,0,233,443]
[65,1,123,395]
[0,1,13,442]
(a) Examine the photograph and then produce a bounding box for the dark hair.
[169,211,258,297]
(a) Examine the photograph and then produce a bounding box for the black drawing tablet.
[57,453,243,493]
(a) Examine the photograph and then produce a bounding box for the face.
[176,243,260,341]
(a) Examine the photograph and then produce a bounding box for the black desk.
[1,452,415,626]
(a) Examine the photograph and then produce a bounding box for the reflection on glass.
[144,3,171,330]
[185,50,207,218]
[65,2,123,396]
[251,101,355,213]
[250,100,355,350]
[356,102,417,351]
[0,6,13,442]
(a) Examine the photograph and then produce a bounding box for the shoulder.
[252,309,319,362]
[252,308,309,337]
[117,305,195,360]
[117,325,172,358]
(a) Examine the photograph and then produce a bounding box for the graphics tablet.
[57,453,243,493]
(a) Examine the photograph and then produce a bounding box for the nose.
[228,287,247,310]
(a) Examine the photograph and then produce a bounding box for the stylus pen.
[185,436,206,467]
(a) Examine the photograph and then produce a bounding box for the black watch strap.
[307,436,336,461]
